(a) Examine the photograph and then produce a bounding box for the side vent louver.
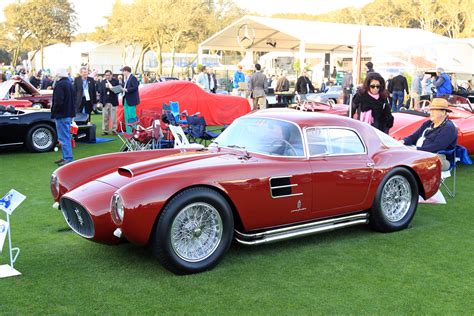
[269,176,303,198]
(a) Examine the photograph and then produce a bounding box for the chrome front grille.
[60,197,95,238]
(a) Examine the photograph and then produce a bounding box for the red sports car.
[0,76,52,108]
[390,96,474,154]
[51,109,441,274]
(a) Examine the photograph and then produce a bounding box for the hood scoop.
[118,152,222,178]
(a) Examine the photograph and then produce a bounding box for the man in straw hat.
[51,68,75,166]
[400,98,457,171]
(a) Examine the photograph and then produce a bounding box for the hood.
[390,112,429,140]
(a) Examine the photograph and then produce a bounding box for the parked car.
[390,95,474,154]
[0,105,89,153]
[0,105,57,152]
[0,76,52,108]
[307,85,344,104]
[51,109,441,275]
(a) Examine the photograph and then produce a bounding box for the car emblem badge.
[73,208,84,226]
[291,200,307,213]
[297,200,302,209]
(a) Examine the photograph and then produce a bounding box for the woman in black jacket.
[352,72,393,134]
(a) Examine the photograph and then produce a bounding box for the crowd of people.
[50,65,140,166]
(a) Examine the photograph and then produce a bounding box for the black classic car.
[0,105,88,153]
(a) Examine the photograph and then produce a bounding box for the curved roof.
[200,15,449,53]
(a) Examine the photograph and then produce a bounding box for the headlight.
[111,193,124,224]
[50,173,59,199]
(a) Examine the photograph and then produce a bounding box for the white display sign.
[0,219,8,254]
[0,189,26,215]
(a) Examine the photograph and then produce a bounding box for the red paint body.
[0,76,52,108]
[52,110,441,245]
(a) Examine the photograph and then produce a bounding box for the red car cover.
[116,81,250,128]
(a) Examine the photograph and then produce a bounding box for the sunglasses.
[370,85,381,89]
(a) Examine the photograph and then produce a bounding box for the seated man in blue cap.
[400,98,457,171]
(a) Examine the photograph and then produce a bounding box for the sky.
[0,0,373,33]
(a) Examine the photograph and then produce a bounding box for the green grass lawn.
[0,113,473,314]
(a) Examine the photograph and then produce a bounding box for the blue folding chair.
[438,145,472,197]
[170,101,187,124]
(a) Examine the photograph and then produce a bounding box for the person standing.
[51,68,75,166]
[433,67,452,97]
[121,66,140,133]
[248,63,268,110]
[73,67,97,124]
[232,65,246,97]
[389,72,409,112]
[410,71,423,109]
[29,70,42,89]
[296,70,315,101]
[342,71,353,104]
[331,66,337,79]
[41,74,53,90]
[196,66,210,92]
[275,72,290,104]
[99,70,119,135]
[365,62,375,74]
[352,72,393,134]
[208,67,218,93]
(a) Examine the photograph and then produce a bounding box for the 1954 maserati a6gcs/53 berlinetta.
[51,109,442,275]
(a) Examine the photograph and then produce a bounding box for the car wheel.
[25,123,57,152]
[151,187,234,275]
[370,168,418,233]
[32,102,43,109]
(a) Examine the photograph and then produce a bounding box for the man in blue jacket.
[433,67,452,97]
[401,98,457,171]
[232,65,246,97]
[120,66,140,133]
[51,68,75,166]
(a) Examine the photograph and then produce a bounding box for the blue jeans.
[392,90,404,112]
[55,117,73,161]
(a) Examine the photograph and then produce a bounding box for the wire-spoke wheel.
[152,187,234,275]
[370,168,419,233]
[26,124,57,152]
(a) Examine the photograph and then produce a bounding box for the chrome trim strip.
[235,213,369,240]
[235,219,368,245]
[0,142,24,147]
[271,184,298,189]
[272,192,303,199]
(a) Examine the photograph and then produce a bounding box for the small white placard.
[0,219,8,254]
[0,189,26,215]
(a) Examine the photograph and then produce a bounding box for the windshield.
[213,117,305,157]
[327,86,342,93]
[374,128,404,147]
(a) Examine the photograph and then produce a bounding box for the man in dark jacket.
[401,98,457,171]
[121,66,140,133]
[51,68,75,166]
[99,70,119,135]
[73,67,97,124]
[296,70,315,101]
[275,72,290,104]
[365,62,375,73]
[433,67,453,97]
[389,72,409,112]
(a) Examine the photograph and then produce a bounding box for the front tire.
[370,168,419,233]
[151,187,234,275]
[25,123,57,152]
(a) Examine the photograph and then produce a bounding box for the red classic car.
[390,96,474,154]
[51,109,441,274]
[0,76,52,108]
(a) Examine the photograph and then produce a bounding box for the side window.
[327,128,365,154]
[306,128,365,156]
[306,128,329,155]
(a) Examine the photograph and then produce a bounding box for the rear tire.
[25,123,57,152]
[151,187,234,275]
[370,168,418,233]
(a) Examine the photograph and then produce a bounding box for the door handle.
[367,162,375,167]
[9,117,19,120]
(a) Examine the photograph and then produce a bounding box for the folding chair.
[170,101,188,124]
[168,125,204,150]
[185,115,222,146]
[438,145,472,197]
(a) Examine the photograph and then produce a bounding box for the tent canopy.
[200,16,449,54]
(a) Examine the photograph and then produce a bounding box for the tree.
[2,2,32,66]
[25,0,77,69]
